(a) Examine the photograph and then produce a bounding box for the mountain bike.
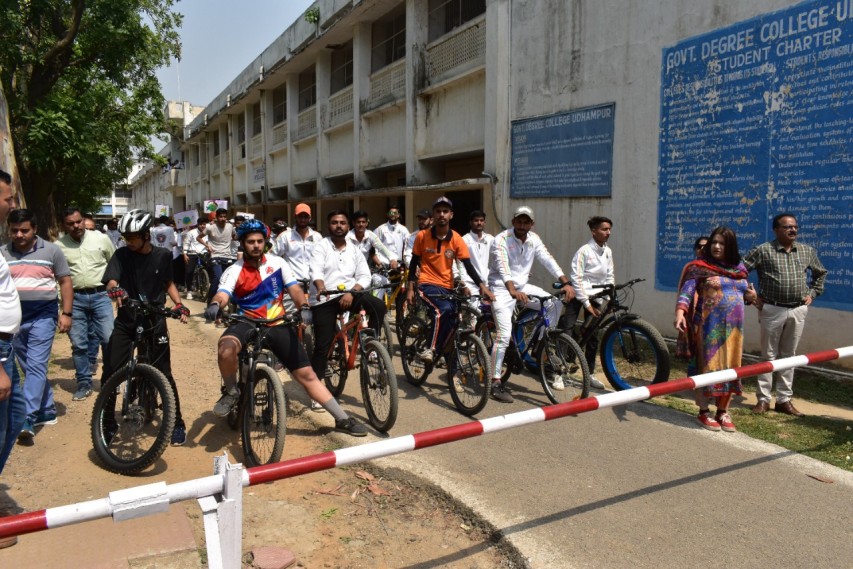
[400,289,492,415]
[565,278,670,390]
[91,298,180,474]
[321,287,398,432]
[188,251,211,300]
[476,293,590,404]
[372,266,406,354]
[219,312,291,467]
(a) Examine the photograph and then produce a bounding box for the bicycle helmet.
[118,209,153,234]
[236,218,269,241]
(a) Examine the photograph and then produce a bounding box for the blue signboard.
[510,103,615,197]
[657,0,853,311]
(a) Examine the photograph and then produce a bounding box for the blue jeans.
[69,291,114,388]
[419,284,457,353]
[0,338,25,474]
[13,316,58,420]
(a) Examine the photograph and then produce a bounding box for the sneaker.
[33,412,58,427]
[716,411,736,432]
[589,375,605,389]
[72,384,93,401]
[17,419,35,441]
[334,417,368,437]
[551,375,566,390]
[452,376,464,393]
[186,292,194,300]
[418,348,434,364]
[310,400,326,413]
[213,387,240,417]
[491,383,514,403]
[171,424,187,446]
[697,411,721,431]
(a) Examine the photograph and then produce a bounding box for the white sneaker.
[453,377,464,393]
[590,375,605,389]
[186,292,193,300]
[418,348,434,364]
[551,375,565,391]
[310,400,326,413]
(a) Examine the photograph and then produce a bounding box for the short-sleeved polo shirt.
[412,228,469,289]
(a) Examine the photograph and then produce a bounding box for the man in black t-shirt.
[101,209,190,446]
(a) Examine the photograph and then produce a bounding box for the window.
[298,66,316,111]
[237,113,246,144]
[251,102,262,136]
[224,129,230,151]
[272,85,287,124]
[193,146,199,166]
[330,41,354,94]
[428,0,485,42]
[213,135,220,157]
[371,7,406,72]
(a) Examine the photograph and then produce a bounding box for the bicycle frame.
[571,278,645,348]
[334,308,376,371]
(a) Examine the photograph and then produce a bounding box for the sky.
[156,0,314,118]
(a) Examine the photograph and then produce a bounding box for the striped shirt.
[742,239,827,305]
[2,237,70,321]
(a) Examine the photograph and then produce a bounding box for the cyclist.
[558,216,614,389]
[488,206,574,403]
[182,217,208,300]
[375,206,409,265]
[206,219,368,437]
[196,208,236,305]
[274,203,322,282]
[348,210,398,296]
[406,197,494,366]
[101,209,191,445]
[309,211,387,385]
[459,210,493,298]
[403,209,432,266]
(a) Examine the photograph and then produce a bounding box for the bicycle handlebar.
[588,278,646,300]
[318,284,393,297]
[122,297,183,320]
[221,312,300,327]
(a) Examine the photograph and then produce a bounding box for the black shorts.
[222,322,311,371]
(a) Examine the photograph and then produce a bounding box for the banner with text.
[657,0,853,310]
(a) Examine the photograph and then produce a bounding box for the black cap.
[432,196,453,210]
[416,209,431,219]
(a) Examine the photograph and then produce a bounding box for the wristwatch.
[61,311,73,317]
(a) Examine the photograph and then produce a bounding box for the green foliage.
[305,6,320,25]
[0,0,182,226]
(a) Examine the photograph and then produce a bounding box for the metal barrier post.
[198,453,244,569]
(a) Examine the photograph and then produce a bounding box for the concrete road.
[323,356,853,568]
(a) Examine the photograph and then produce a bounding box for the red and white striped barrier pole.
[2,345,851,541]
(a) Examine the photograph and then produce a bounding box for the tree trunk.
[18,162,59,239]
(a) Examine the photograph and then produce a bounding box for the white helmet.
[118,209,153,234]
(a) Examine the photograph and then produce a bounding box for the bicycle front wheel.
[324,337,348,397]
[360,339,399,432]
[394,292,409,347]
[377,316,395,357]
[600,319,670,390]
[195,267,210,299]
[449,333,492,416]
[241,364,287,467]
[539,332,590,404]
[400,314,433,386]
[91,363,176,475]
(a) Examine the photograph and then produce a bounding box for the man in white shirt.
[197,208,236,304]
[375,206,409,264]
[182,218,208,300]
[309,211,387,383]
[348,210,398,297]
[150,216,177,252]
[275,203,322,286]
[403,209,432,266]
[460,210,493,296]
[559,216,614,389]
[488,206,574,403]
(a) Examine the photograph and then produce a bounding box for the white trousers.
[756,303,808,404]
[489,284,560,381]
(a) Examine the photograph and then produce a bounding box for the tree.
[0,0,182,232]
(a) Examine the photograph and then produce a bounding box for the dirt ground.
[1,314,518,568]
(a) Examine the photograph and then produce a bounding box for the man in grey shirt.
[197,208,235,304]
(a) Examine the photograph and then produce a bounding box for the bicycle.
[372,265,407,352]
[400,289,493,415]
[566,278,670,391]
[320,286,398,432]
[189,251,211,300]
[218,311,291,467]
[476,293,590,404]
[90,298,181,474]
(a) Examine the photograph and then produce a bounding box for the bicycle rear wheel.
[241,364,287,467]
[324,337,348,397]
[599,318,670,390]
[360,339,399,432]
[400,314,433,386]
[449,333,492,416]
[539,331,590,404]
[91,363,176,475]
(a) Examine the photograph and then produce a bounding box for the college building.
[130,0,853,354]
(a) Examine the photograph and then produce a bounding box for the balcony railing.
[425,17,486,84]
[328,86,353,129]
[366,59,405,110]
[252,133,263,157]
[296,106,317,140]
[272,121,288,147]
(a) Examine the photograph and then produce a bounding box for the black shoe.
[335,417,368,437]
[492,383,514,403]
